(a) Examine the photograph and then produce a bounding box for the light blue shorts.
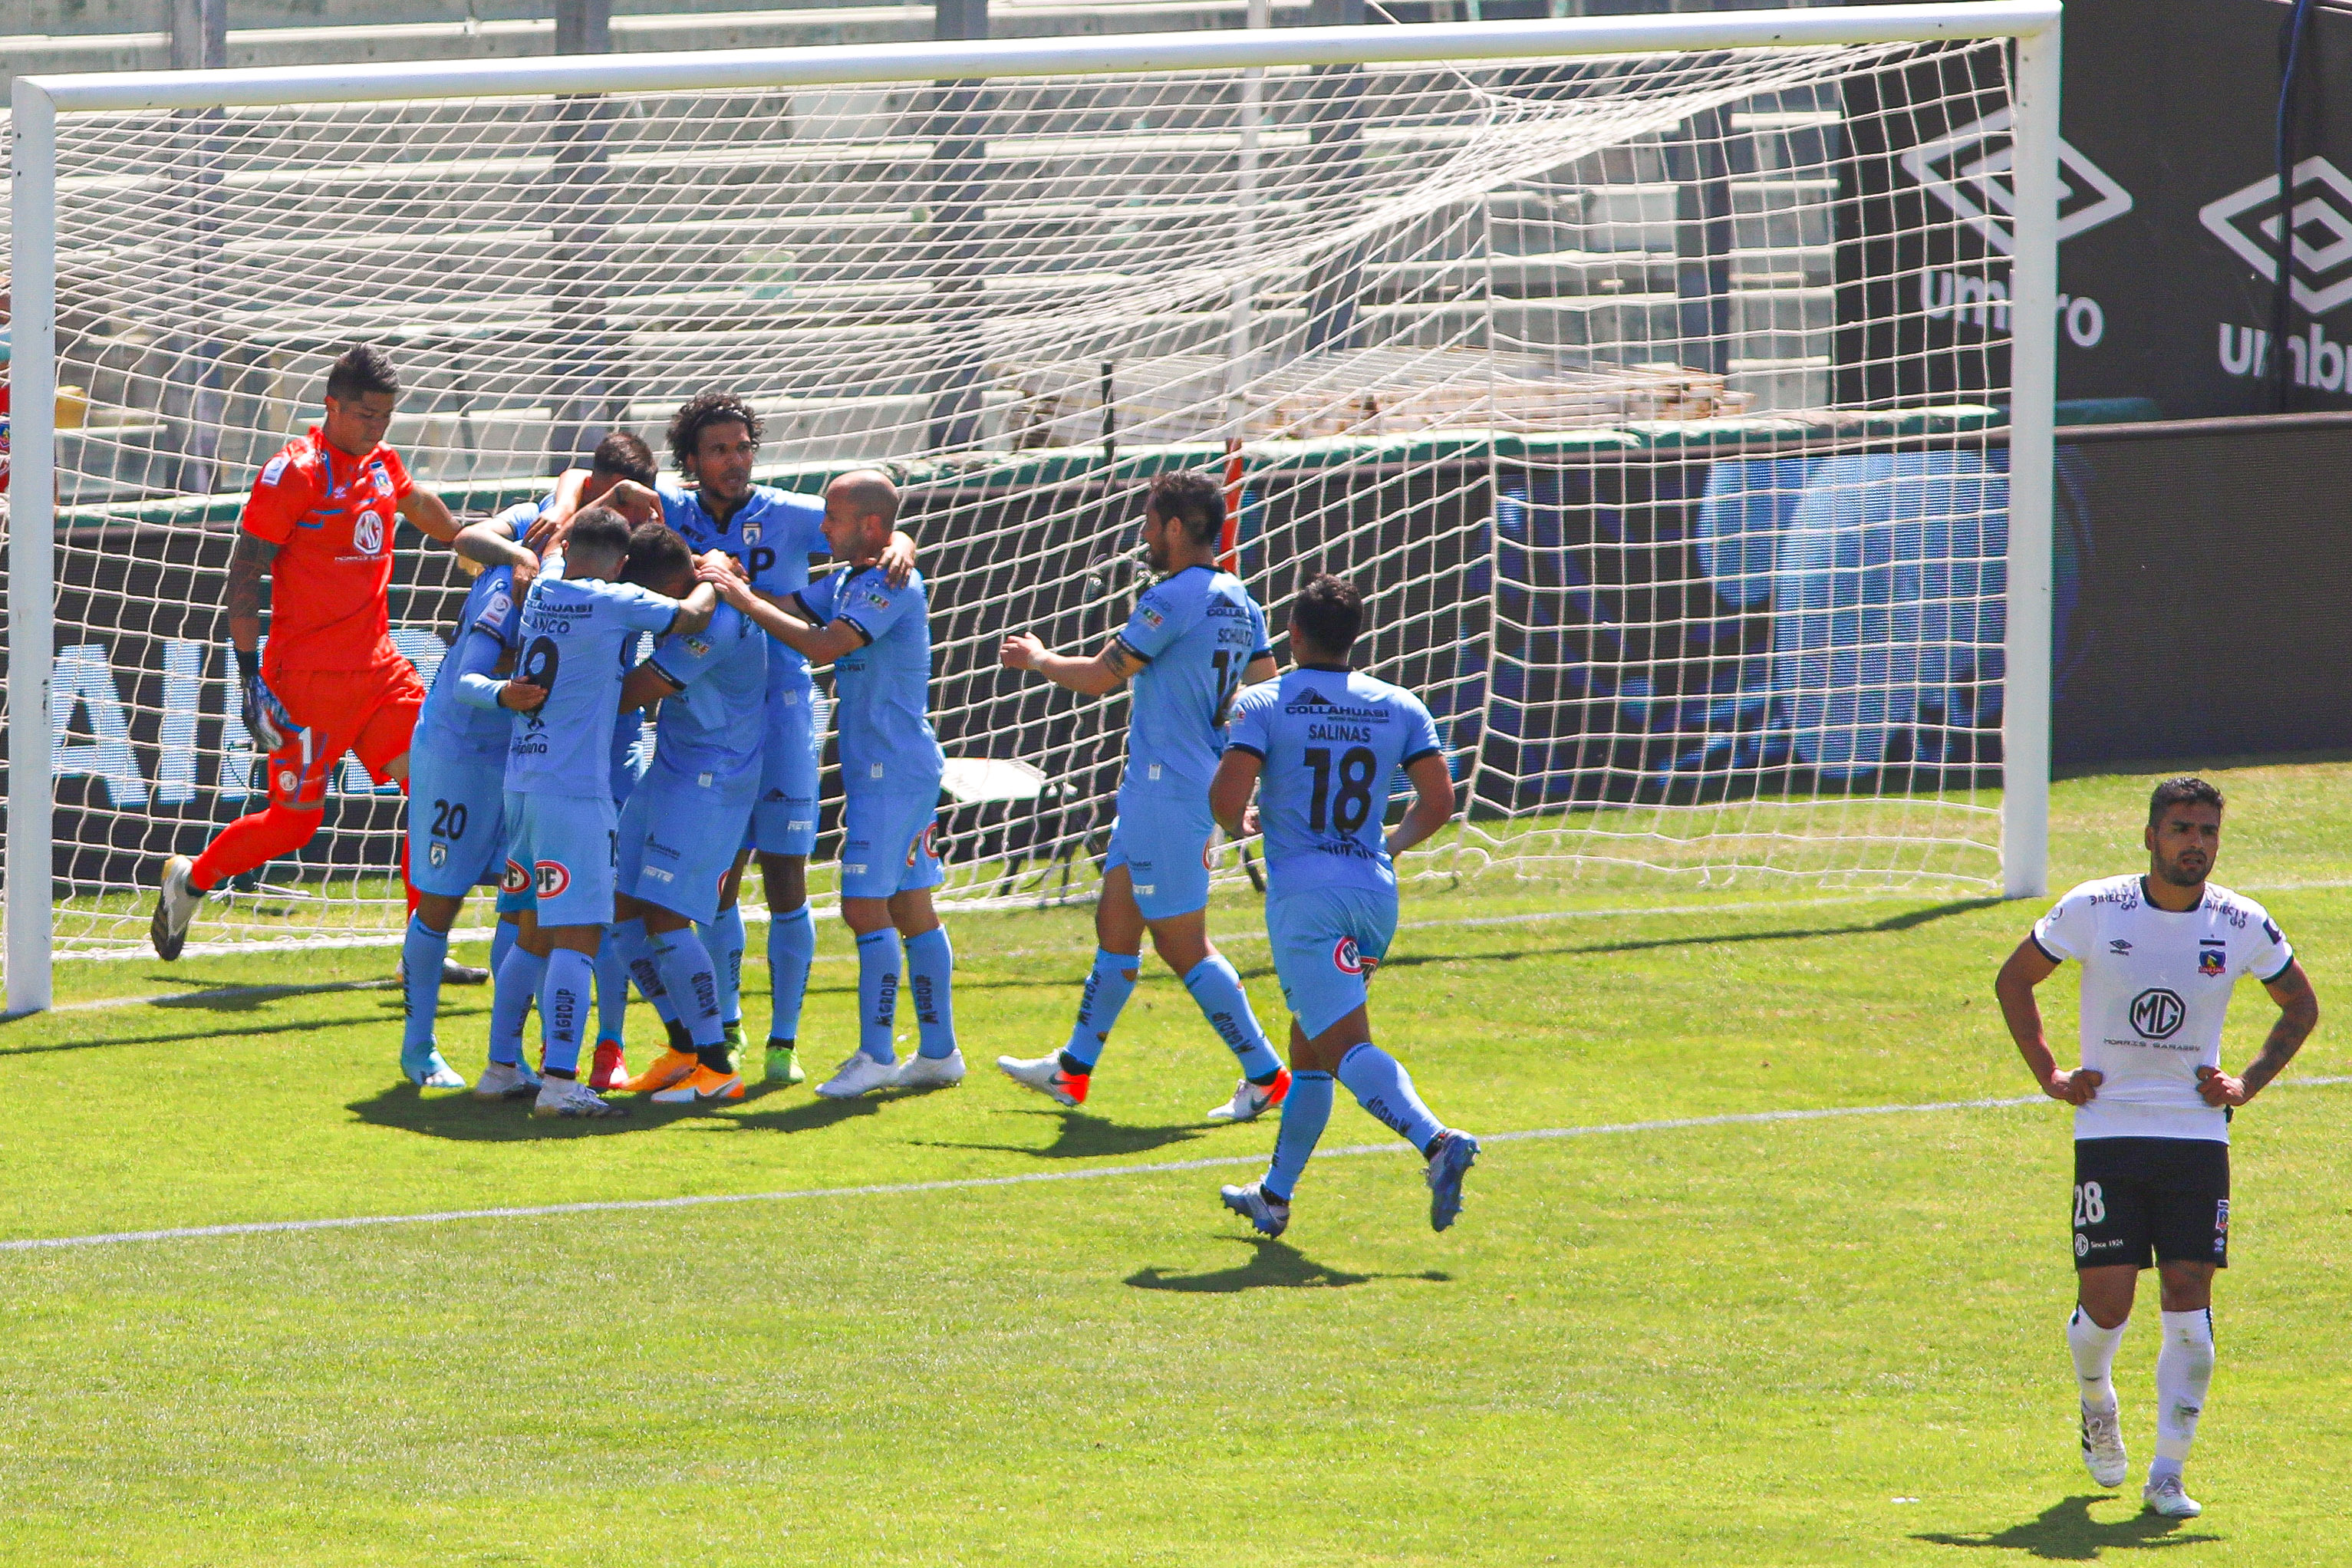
[1105,789,1214,921]
[406,746,508,899]
[1267,883,1399,1038]
[619,756,758,924]
[839,787,943,901]
[501,789,618,929]
[748,685,821,858]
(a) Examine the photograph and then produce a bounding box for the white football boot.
[2080,1402,2129,1489]
[1219,1181,1292,1238]
[2142,1474,2202,1518]
[815,1053,901,1099]
[996,1052,1089,1108]
[1205,1068,1293,1125]
[473,1060,539,1102]
[150,855,202,961]
[892,1049,966,1090]
[530,1077,628,1119]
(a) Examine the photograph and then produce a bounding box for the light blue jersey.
[657,480,827,691]
[1224,667,1442,897]
[414,562,523,763]
[1115,565,1270,799]
[505,574,681,799]
[794,565,943,792]
[645,599,768,783]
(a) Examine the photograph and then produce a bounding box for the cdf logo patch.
[535,860,572,898]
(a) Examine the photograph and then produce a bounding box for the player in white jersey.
[993,470,1289,1123]
[1995,777,2318,1518]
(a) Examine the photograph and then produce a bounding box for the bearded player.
[994,470,1290,1122]
[603,394,914,1085]
[150,346,463,996]
[1995,777,2319,1519]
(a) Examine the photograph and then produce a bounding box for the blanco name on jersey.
[2031,875,2292,1144]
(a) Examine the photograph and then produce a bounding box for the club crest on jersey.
[741,521,762,545]
[534,860,572,898]
[427,842,447,868]
[371,466,394,496]
[1332,937,1366,975]
[276,769,298,794]
[352,510,385,555]
[2199,943,2228,977]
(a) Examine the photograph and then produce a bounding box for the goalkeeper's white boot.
[815,1053,899,1100]
[150,855,201,962]
[2080,1401,2129,1489]
[892,1049,966,1090]
[531,1077,628,1119]
[1220,1181,1291,1239]
[2142,1473,2201,1518]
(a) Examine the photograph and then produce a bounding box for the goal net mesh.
[10,33,2017,956]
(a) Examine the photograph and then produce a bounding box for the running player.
[1994,776,2318,1518]
[1209,573,1477,1238]
[150,345,465,983]
[604,394,917,1087]
[603,522,770,1106]
[497,506,720,1118]
[697,470,957,1099]
[993,470,1290,1121]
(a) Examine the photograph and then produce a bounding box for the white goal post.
[5,1,2061,1013]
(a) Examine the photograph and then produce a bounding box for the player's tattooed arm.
[2202,960,2319,1106]
[225,530,278,652]
[598,479,663,527]
[1994,938,2102,1105]
[1385,752,1456,859]
[397,487,463,545]
[997,633,1131,695]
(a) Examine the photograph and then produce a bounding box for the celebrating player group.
[143,346,1481,1237]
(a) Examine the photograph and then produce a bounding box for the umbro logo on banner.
[2200,156,2352,315]
[1900,109,2134,255]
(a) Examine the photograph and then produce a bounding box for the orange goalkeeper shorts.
[263,649,427,810]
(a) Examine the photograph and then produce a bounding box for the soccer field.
[3,759,2347,1566]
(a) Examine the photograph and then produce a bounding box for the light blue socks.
[538,949,595,1076]
[701,904,746,1028]
[400,915,449,1058]
[1266,1070,1335,1204]
[905,926,956,1059]
[856,928,900,1063]
[611,917,679,1025]
[1061,947,1139,1072]
[651,927,726,1049]
[594,923,629,1046]
[1336,1042,1444,1155]
[489,947,546,1067]
[1182,955,1281,1080]
[768,904,815,1043]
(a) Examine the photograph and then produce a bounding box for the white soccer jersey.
[2031,875,2293,1144]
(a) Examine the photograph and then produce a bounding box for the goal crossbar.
[6,2,2064,1014]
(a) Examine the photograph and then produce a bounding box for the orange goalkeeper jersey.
[242,427,413,677]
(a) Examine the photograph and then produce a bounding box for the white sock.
[2067,1306,2128,1410]
[2150,1308,2215,1481]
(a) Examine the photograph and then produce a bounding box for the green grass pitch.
[3,760,2349,1565]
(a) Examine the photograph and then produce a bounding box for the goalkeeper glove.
[235,648,295,753]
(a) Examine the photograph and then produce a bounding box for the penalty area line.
[9,1079,2347,1255]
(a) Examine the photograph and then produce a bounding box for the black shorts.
[2072,1137,2230,1271]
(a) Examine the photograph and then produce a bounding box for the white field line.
[7,1079,2347,1255]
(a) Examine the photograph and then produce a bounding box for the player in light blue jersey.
[993,470,1290,1122]
[604,393,917,1089]
[494,507,720,1118]
[596,521,772,1107]
[700,470,958,1099]
[455,432,664,1092]
[1209,573,1478,1237]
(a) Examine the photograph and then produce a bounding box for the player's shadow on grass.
[1915,1495,2219,1560]
[916,1108,1207,1161]
[1126,1237,1449,1293]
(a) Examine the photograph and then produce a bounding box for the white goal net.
[5,10,2057,970]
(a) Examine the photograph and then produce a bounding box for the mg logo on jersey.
[352,510,385,555]
[2130,987,2187,1041]
[1899,108,2133,255]
[2202,157,2352,315]
[534,859,572,898]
